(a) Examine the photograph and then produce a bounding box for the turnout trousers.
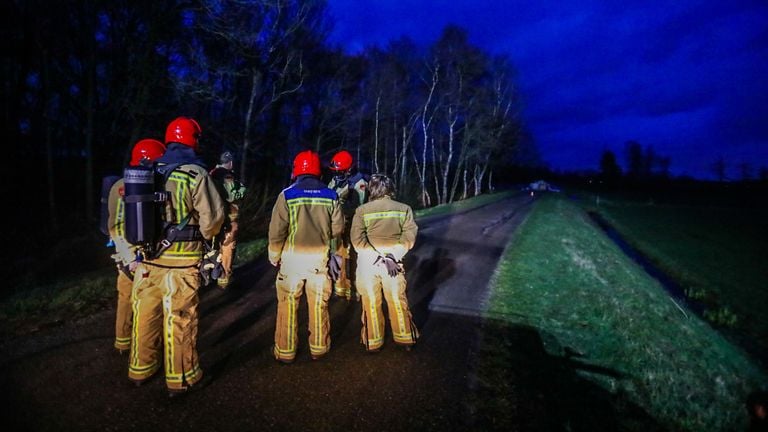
[114,270,133,351]
[273,269,332,362]
[356,262,418,351]
[128,264,203,391]
[333,242,353,299]
[218,231,236,286]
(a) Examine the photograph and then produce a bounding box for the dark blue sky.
[326,0,768,179]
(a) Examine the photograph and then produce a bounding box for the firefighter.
[209,151,246,289]
[350,174,419,352]
[327,150,369,300]
[128,117,225,396]
[268,150,344,363]
[107,138,166,354]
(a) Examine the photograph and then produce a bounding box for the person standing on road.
[268,150,344,363]
[350,174,418,352]
[107,138,166,354]
[128,117,225,396]
[327,150,369,301]
[209,151,247,289]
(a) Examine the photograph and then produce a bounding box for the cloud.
[326,0,768,177]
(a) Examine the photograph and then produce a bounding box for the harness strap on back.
[124,191,170,204]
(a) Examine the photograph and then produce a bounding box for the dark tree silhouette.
[599,149,622,184]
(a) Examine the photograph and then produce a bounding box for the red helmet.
[165,117,201,149]
[130,139,166,166]
[329,150,353,172]
[292,150,321,178]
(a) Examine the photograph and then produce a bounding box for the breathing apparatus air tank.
[123,165,162,247]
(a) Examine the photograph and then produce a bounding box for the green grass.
[0,267,115,335]
[233,237,268,266]
[0,238,268,336]
[478,194,766,431]
[580,193,767,338]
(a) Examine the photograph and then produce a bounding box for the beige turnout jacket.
[350,196,418,265]
[268,176,345,272]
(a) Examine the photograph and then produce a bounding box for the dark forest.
[2,0,537,290]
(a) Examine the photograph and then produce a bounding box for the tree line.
[599,141,768,184]
[3,0,530,243]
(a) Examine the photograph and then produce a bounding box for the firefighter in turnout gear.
[209,151,246,289]
[107,138,166,354]
[128,117,225,396]
[351,174,419,352]
[268,150,344,363]
[327,150,369,300]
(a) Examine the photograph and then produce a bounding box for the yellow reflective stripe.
[363,211,406,227]
[369,297,380,343]
[310,343,327,354]
[286,197,334,205]
[273,346,296,355]
[288,292,297,353]
[186,366,200,379]
[116,199,125,237]
[313,285,323,351]
[163,272,176,377]
[169,171,198,184]
[167,172,193,254]
[287,201,298,252]
[161,250,204,258]
[129,362,159,376]
[361,282,382,343]
[166,364,200,383]
[130,362,158,372]
[115,337,131,348]
[393,333,414,343]
[130,278,143,369]
[389,284,407,336]
[284,197,335,252]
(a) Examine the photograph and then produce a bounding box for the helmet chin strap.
[334,172,349,184]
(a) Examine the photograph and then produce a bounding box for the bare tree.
[711,156,727,182]
[415,60,439,207]
[184,0,328,183]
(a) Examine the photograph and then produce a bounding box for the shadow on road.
[407,247,455,330]
[471,319,665,431]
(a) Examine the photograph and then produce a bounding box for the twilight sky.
[326,0,768,179]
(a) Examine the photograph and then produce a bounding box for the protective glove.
[200,249,220,286]
[374,253,401,277]
[328,254,342,281]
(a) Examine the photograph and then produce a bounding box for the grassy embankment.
[473,193,766,431]
[0,190,515,335]
[581,192,767,345]
[0,239,268,335]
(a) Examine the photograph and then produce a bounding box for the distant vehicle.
[524,180,560,193]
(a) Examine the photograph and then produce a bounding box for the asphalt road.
[0,193,535,432]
